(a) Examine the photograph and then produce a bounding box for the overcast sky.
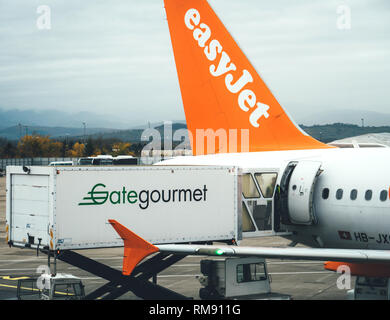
[0,0,389,127]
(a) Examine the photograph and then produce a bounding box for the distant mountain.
[86,122,189,143]
[127,120,187,130]
[0,108,132,130]
[301,123,390,143]
[297,109,390,127]
[0,121,189,142]
[0,125,117,141]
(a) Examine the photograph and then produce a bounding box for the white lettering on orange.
[185,8,270,127]
[193,23,211,47]
[184,8,200,30]
[249,102,270,128]
[226,70,253,94]
[210,51,236,77]
[238,89,256,112]
[204,39,222,61]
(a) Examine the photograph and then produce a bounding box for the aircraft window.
[350,189,358,200]
[242,202,256,232]
[254,173,278,198]
[322,188,329,199]
[336,189,343,200]
[237,262,267,283]
[380,190,388,202]
[242,174,260,198]
[365,190,373,201]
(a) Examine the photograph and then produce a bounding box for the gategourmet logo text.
[78,183,208,210]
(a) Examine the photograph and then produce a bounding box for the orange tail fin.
[108,220,159,276]
[164,0,331,155]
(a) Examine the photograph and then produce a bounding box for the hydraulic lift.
[18,219,289,300]
[45,249,192,300]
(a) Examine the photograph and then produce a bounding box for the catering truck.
[5,165,242,251]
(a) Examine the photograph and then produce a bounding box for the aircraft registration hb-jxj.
[109,0,390,280]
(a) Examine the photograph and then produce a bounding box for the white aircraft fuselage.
[160,147,390,250]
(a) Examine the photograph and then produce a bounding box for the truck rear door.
[9,173,51,247]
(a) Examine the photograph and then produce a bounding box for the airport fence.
[0,156,163,171]
[0,157,79,170]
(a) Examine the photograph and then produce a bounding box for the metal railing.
[0,157,79,170]
[0,156,164,170]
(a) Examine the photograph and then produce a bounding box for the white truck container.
[6,165,241,251]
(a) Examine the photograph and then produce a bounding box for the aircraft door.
[280,161,322,225]
[241,170,291,237]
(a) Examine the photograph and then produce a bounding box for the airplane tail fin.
[108,219,159,276]
[164,0,331,155]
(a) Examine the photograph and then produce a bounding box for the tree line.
[0,135,145,159]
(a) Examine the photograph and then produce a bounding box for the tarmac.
[0,176,353,300]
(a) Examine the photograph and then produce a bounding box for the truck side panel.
[7,166,241,250]
[55,167,240,249]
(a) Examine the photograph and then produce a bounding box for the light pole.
[18,123,22,140]
[82,122,86,144]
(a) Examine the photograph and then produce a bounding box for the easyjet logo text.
[184,8,270,128]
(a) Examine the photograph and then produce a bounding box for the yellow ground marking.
[0,283,75,296]
[1,276,30,281]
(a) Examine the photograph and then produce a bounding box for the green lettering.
[127,190,137,204]
[122,187,127,203]
[79,183,108,206]
[79,184,209,207]
[110,191,121,204]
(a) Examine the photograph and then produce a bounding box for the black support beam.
[57,250,191,300]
